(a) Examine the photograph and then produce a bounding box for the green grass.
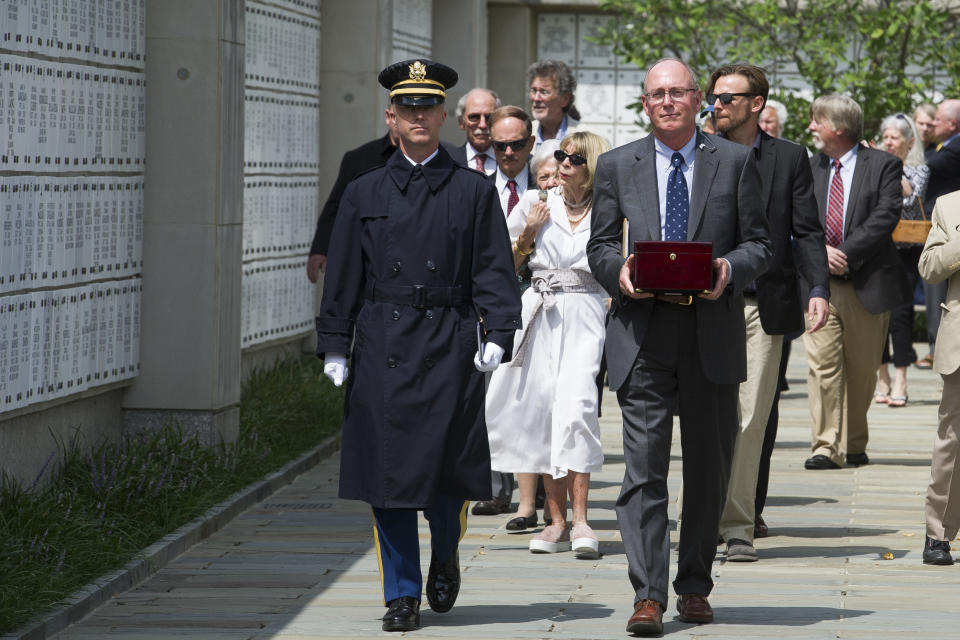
[0,354,343,634]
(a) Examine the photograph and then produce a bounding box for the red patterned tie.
[506,179,519,215]
[825,159,844,247]
[474,153,487,173]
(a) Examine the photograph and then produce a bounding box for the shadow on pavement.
[770,526,898,538]
[692,605,872,626]
[422,601,616,626]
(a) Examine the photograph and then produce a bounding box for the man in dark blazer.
[802,94,911,471]
[306,107,397,281]
[445,88,499,174]
[918,99,960,368]
[705,64,830,563]
[587,58,771,635]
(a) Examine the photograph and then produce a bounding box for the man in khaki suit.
[919,188,960,566]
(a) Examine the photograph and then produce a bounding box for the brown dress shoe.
[676,593,713,623]
[626,599,663,635]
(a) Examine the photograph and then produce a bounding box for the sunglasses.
[706,92,755,105]
[491,138,529,152]
[554,150,587,166]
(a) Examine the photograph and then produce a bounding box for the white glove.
[473,342,505,372]
[323,353,348,387]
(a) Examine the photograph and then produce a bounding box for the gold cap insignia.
[408,61,427,82]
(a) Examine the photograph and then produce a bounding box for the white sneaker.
[529,524,571,553]
[571,522,600,559]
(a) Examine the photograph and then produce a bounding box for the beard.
[716,110,751,134]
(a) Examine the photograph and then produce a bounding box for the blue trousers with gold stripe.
[372,495,468,604]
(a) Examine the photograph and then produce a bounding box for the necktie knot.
[507,179,517,193]
[833,159,842,172]
[671,151,684,169]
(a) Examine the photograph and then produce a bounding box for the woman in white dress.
[485,131,610,558]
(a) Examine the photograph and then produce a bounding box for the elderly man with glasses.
[587,58,770,634]
[449,88,501,175]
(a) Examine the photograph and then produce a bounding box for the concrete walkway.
[54,342,960,639]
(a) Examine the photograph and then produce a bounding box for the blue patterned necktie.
[664,151,689,241]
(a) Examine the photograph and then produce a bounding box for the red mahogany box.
[633,241,713,294]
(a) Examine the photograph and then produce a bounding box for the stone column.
[122,0,245,444]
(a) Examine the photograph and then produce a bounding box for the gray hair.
[530,139,561,178]
[643,57,700,92]
[810,94,863,143]
[880,113,925,167]
[765,99,788,128]
[527,60,581,120]
[454,88,500,120]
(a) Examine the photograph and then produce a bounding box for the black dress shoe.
[846,452,870,466]
[804,454,840,470]
[382,596,420,632]
[426,547,460,613]
[506,514,537,530]
[471,496,510,515]
[923,536,954,565]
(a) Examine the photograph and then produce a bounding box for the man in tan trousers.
[919,188,960,566]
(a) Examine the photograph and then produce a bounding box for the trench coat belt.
[364,282,467,309]
[509,269,603,368]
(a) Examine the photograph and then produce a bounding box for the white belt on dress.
[509,268,603,368]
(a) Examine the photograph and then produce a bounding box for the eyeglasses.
[529,88,555,98]
[554,150,587,166]
[465,112,491,123]
[644,88,697,105]
[706,92,755,105]
[492,138,529,152]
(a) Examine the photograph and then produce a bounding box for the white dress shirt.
[465,141,496,175]
[494,168,529,217]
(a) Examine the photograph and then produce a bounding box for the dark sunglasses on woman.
[554,149,587,166]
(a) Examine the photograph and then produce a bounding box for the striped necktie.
[825,159,844,247]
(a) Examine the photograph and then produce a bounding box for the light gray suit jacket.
[587,130,772,390]
[919,189,960,376]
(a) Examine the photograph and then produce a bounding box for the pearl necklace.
[566,203,591,224]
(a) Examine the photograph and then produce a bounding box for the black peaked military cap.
[378,59,458,106]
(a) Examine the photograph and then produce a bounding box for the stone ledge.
[3,432,341,640]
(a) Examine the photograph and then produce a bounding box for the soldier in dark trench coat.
[315,59,522,632]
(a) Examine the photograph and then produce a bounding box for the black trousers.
[881,245,923,367]
[615,302,739,606]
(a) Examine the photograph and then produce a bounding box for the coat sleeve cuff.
[480,314,522,332]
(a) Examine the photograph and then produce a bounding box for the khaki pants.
[925,369,960,541]
[802,279,889,465]
[719,299,782,543]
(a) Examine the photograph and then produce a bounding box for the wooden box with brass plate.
[632,241,713,295]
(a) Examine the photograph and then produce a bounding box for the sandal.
[888,395,908,408]
[915,355,934,370]
[874,391,890,404]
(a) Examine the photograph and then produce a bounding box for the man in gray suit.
[587,59,771,635]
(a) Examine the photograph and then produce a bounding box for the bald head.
[934,99,960,142]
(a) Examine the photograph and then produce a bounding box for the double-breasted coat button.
[426,260,436,271]
[392,310,400,320]
[424,357,434,368]
[425,310,434,319]
[387,357,398,368]
[392,261,402,272]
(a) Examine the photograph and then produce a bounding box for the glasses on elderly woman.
[554,150,587,166]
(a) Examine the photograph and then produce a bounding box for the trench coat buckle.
[411,285,427,309]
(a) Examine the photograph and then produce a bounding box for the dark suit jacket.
[444,141,468,167]
[754,131,829,335]
[487,167,535,213]
[587,131,772,390]
[310,134,395,256]
[924,140,960,215]
[809,144,910,314]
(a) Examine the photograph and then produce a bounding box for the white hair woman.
[875,113,930,408]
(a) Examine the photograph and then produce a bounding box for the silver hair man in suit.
[919,188,960,566]
[587,58,771,635]
[705,64,830,563]
[802,95,911,471]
